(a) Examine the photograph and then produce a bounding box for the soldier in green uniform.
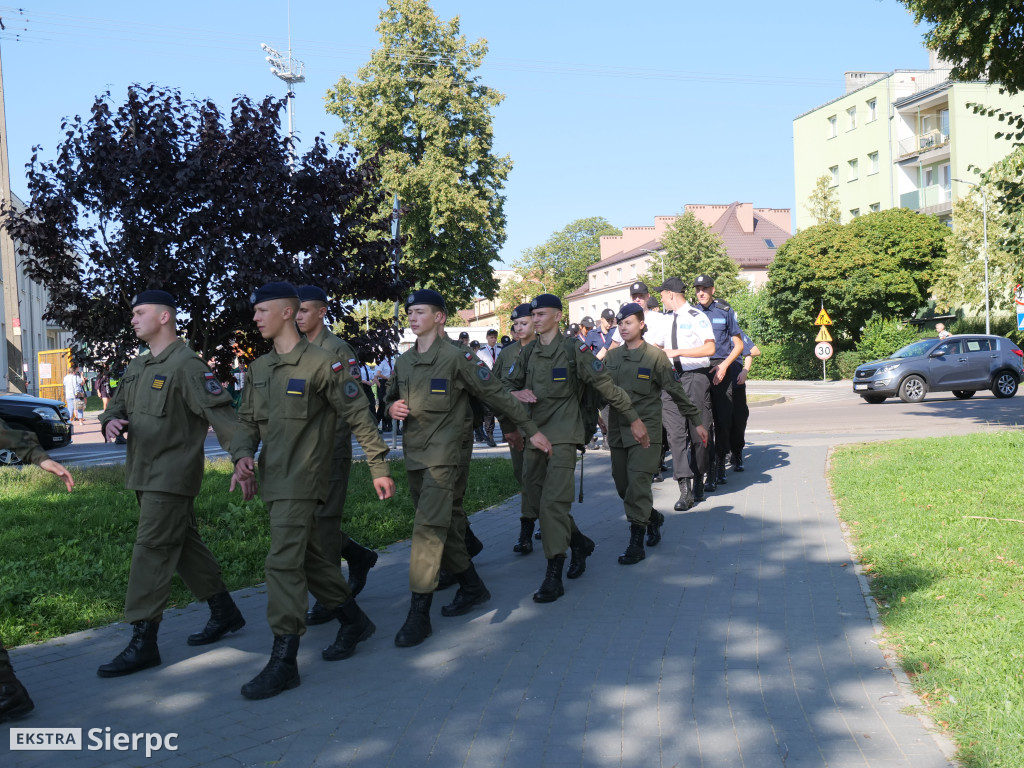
[98,290,249,679]
[0,419,74,723]
[604,303,708,564]
[387,289,552,647]
[295,285,380,622]
[506,294,650,602]
[230,282,395,700]
[495,303,538,553]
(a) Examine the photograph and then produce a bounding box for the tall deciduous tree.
[325,0,511,310]
[2,85,400,374]
[640,211,743,300]
[805,174,842,227]
[765,209,949,342]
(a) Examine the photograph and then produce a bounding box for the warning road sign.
[814,308,833,326]
[815,326,832,343]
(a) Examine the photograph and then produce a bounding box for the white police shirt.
[650,303,713,371]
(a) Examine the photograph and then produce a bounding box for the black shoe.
[97,620,161,678]
[486,438,497,448]
[395,593,433,647]
[732,453,745,472]
[465,525,484,558]
[241,635,300,699]
[674,478,693,511]
[533,556,565,603]
[567,529,595,579]
[322,600,375,661]
[435,569,457,590]
[704,477,717,492]
[618,523,646,565]
[188,591,245,646]
[441,564,491,617]
[534,529,543,540]
[652,473,664,483]
[305,600,334,626]
[693,476,706,503]
[513,518,535,554]
[0,678,34,724]
[646,510,665,547]
[716,462,728,485]
[342,539,379,597]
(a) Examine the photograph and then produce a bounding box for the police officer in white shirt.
[652,277,715,510]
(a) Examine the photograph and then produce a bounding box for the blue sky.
[0,1,932,266]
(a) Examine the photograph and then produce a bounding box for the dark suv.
[853,334,1024,403]
[0,394,73,464]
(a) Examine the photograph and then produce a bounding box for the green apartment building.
[794,54,1024,231]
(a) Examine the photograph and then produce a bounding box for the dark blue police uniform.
[696,297,741,485]
[729,330,756,470]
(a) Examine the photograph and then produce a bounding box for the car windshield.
[889,340,936,359]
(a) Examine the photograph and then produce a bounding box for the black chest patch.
[637,367,651,380]
[552,367,568,382]
[286,378,306,397]
[430,378,449,394]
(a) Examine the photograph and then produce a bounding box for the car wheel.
[861,395,887,404]
[0,449,21,466]
[952,390,976,400]
[898,375,928,403]
[992,372,1019,399]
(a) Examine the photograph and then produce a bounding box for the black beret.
[131,290,176,309]
[693,274,715,288]
[600,308,616,321]
[251,282,299,305]
[296,285,328,303]
[511,303,533,320]
[405,289,447,312]
[531,293,562,311]
[580,316,595,328]
[629,281,649,296]
[616,302,645,322]
[654,277,687,293]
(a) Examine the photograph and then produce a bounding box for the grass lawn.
[830,431,1024,768]
[0,457,519,648]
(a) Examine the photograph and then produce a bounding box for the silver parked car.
[852,334,1024,403]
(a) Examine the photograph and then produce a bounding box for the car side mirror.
[929,350,945,358]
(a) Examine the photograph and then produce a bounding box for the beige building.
[566,204,791,324]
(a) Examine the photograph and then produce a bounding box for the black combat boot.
[485,429,497,448]
[532,555,566,603]
[646,510,665,547]
[341,539,379,597]
[97,620,161,678]
[187,591,245,646]
[732,452,745,472]
[435,569,457,590]
[695,473,709,499]
[674,478,693,511]
[513,518,535,554]
[441,564,491,617]
[241,635,300,699]
[465,525,484,558]
[305,600,334,626]
[716,457,728,485]
[567,528,595,579]
[0,649,33,724]
[322,599,376,661]
[618,524,647,565]
[394,593,433,647]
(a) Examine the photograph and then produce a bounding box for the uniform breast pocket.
[283,378,309,419]
[251,380,270,420]
[424,378,451,412]
[139,373,170,416]
[629,367,652,396]
[537,367,572,400]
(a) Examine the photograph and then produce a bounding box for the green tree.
[898,1,1024,94]
[325,0,511,310]
[510,216,620,306]
[639,211,744,300]
[805,174,841,226]
[765,209,949,343]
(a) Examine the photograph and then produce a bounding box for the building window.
[847,106,857,130]
[630,263,636,278]
[868,151,879,175]
[828,115,837,138]
[869,203,880,212]
[763,239,776,248]
[850,208,860,218]
[829,165,839,186]
[867,98,877,122]
[848,158,858,181]
[604,270,609,286]
[617,267,622,282]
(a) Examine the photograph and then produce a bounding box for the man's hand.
[234,456,255,481]
[511,389,537,404]
[373,477,396,500]
[696,424,710,447]
[389,399,410,420]
[736,369,748,386]
[630,418,650,448]
[230,469,257,501]
[506,431,524,451]
[528,431,553,456]
[104,418,129,442]
[39,459,74,492]
[712,364,726,385]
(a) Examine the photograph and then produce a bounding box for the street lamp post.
[953,178,990,334]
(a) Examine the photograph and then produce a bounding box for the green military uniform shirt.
[0,417,49,466]
[100,338,238,496]
[387,337,540,471]
[604,340,702,448]
[230,338,389,502]
[504,336,641,445]
[306,327,360,460]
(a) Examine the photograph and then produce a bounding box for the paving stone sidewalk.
[6,439,957,767]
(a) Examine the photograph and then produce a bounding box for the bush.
[855,316,921,362]
[835,350,868,379]
[751,341,831,380]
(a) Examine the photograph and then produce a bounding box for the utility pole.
[0,26,25,392]
[260,2,305,167]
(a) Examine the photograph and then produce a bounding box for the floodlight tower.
[260,8,305,166]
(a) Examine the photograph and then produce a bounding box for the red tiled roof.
[708,202,792,269]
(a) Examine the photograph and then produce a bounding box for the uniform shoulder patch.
[477,366,491,381]
[331,361,344,374]
[714,299,731,310]
[343,380,361,398]
[465,351,474,361]
[202,371,222,395]
[592,359,604,372]
[579,343,588,352]
[687,308,700,317]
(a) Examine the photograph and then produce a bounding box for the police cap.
[470,340,480,349]
[580,316,595,328]
[458,331,470,339]
[568,323,580,336]
[530,293,562,311]
[250,282,299,305]
[653,277,687,293]
[629,281,649,297]
[131,290,176,309]
[693,274,715,288]
[500,335,512,345]
[511,303,533,320]
[600,307,616,321]
[616,302,645,322]
[296,285,328,304]
[405,289,447,313]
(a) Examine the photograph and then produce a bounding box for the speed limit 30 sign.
[815,342,834,360]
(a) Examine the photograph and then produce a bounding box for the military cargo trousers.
[266,499,351,636]
[407,465,470,594]
[610,442,662,525]
[124,491,227,624]
[522,443,581,559]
